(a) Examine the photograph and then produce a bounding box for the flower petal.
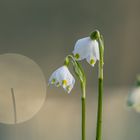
[86,55,97,67]
[48,71,57,85]
[73,37,92,60]
[127,87,140,112]
[91,40,100,60]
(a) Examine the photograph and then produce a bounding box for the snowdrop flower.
[49,66,75,93]
[73,36,99,67]
[127,87,140,112]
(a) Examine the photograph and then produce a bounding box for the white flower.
[73,37,99,67]
[127,87,140,112]
[48,66,75,93]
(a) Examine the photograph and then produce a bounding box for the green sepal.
[64,56,70,66]
[90,30,100,40]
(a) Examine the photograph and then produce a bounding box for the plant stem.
[81,83,86,140]
[65,55,86,140]
[96,37,104,140]
[96,78,103,140]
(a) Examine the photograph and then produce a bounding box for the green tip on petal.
[51,79,56,84]
[66,86,71,92]
[90,59,95,65]
[56,82,60,87]
[90,30,100,40]
[62,80,67,86]
[75,53,80,59]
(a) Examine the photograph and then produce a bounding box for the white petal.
[73,37,92,60]
[66,86,73,94]
[48,71,57,85]
[91,40,100,60]
[55,66,68,82]
[62,71,75,93]
[132,88,140,105]
[64,78,75,94]
[127,87,140,112]
[86,55,97,67]
[49,66,65,85]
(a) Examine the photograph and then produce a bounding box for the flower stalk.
[93,31,104,140]
[65,55,86,140]
[81,82,86,140]
[49,54,86,140]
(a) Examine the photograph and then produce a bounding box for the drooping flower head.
[73,31,100,67]
[49,65,75,93]
[127,75,140,112]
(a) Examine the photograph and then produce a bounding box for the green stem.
[96,37,104,140]
[96,78,103,140]
[81,83,86,140]
[64,54,86,140]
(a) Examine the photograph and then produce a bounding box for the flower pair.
[49,35,100,93]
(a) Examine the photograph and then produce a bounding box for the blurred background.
[0,0,140,139]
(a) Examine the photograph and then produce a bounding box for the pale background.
[0,0,140,139]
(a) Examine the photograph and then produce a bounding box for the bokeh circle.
[0,53,46,124]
